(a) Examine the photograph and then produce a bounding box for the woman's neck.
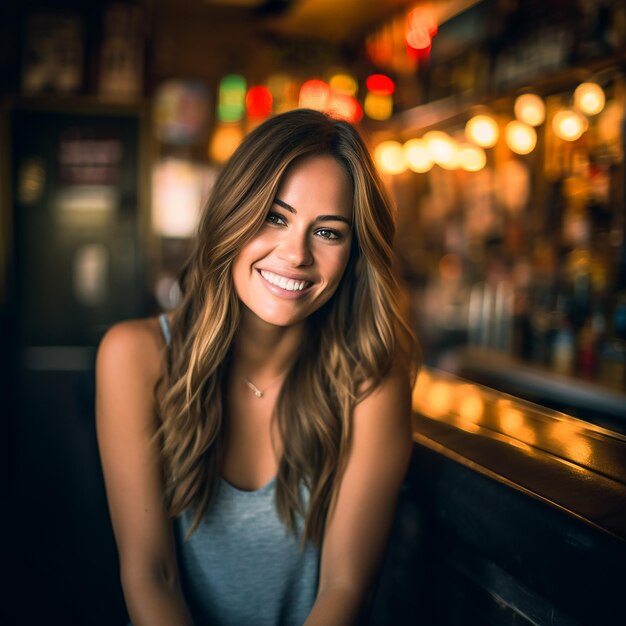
[232,311,305,381]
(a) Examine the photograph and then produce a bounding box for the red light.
[246,86,273,119]
[406,41,431,61]
[366,74,395,96]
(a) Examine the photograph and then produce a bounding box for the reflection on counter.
[403,366,626,626]
[412,365,626,471]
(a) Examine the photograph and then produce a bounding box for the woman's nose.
[277,230,313,267]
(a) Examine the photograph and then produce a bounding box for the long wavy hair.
[155,109,418,546]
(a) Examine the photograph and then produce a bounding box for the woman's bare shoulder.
[96,316,166,383]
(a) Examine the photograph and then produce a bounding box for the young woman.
[96,108,418,626]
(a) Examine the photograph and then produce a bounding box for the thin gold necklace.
[241,372,285,399]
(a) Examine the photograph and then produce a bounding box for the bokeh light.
[458,143,487,171]
[505,120,537,154]
[374,140,407,174]
[514,93,545,126]
[553,109,588,141]
[404,138,433,172]
[574,82,605,116]
[424,130,458,169]
[465,114,499,148]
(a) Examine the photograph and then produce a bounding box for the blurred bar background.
[1,1,625,624]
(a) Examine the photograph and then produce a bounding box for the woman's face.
[232,154,354,329]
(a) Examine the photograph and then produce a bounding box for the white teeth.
[260,270,310,291]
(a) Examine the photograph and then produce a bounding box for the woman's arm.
[304,363,414,626]
[96,320,194,626]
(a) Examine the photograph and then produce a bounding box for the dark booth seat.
[369,367,626,626]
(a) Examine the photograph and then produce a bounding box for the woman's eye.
[266,212,286,225]
[315,228,341,240]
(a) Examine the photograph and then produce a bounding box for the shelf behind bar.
[412,366,626,541]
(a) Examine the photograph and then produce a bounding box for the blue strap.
[158,313,171,347]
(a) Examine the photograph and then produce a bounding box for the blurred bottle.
[551,310,575,376]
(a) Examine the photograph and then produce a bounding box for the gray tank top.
[158,314,320,626]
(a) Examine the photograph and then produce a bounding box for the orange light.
[209,123,243,163]
[404,138,433,173]
[465,114,499,148]
[366,74,395,96]
[514,93,545,126]
[406,6,438,50]
[553,109,588,141]
[299,79,330,111]
[328,93,363,124]
[246,86,273,119]
[505,121,537,154]
[374,141,407,175]
[574,82,605,116]
[424,130,458,169]
[458,143,486,171]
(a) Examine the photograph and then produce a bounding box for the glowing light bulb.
[458,143,486,171]
[209,123,243,163]
[465,114,499,148]
[514,93,545,126]
[329,73,358,96]
[406,6,438,50]
[218,74,247,123]
[553,109,588,141]
[366,74,395,95]
[246,86,272,119]
[327,93,363,124]
[299,79,330,111]
[505,120,537,154]
[574,82,605,116]
[404,138,433,173]
[374,141,407,175]
[423,131,458,169]
[364,93,393,120]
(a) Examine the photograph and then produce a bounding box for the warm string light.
[457,143,486,171]
[206,72,608,174]
[552,108,588,141]
[574,82,605,116]
[404,138,433,173]
[465,114,499,148]
[374,141,407,175]
[423,130,458,169]
[514,93,545,126]
[505,121,537,154]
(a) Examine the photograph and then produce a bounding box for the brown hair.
[156,109,417,545]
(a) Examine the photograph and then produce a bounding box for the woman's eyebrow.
[274,197,351,226]
[274,197,296,213]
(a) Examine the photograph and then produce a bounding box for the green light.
[218,74,247,123]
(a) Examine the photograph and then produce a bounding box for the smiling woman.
[96,109,418,626]
[232,154,353,327]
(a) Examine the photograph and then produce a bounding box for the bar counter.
[438,346,626,435]
[370,367,626,626]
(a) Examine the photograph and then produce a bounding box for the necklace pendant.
[242,376,266,399]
